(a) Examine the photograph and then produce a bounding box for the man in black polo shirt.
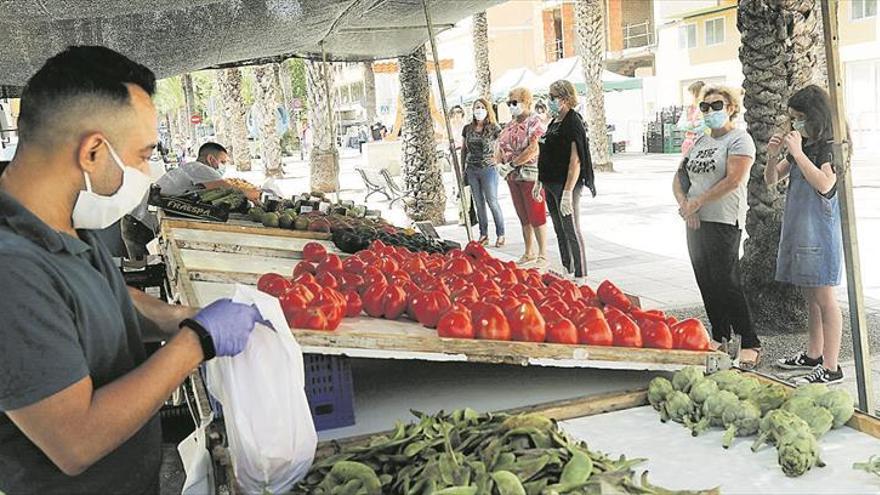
[0,46,266,494]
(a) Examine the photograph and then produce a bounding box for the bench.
[355,167,391,202]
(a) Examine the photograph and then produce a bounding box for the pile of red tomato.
[256,240,711,351]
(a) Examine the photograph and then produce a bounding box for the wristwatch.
[179,318,216,361]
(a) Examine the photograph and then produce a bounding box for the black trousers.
[545,182,588,277]
[686,221,760,349]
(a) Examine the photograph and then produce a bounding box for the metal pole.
[321,42,341,203]
[821,0,874,413]
[421,0,473,242]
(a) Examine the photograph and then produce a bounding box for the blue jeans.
[466,166,505,237]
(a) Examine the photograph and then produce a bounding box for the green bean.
[491,471,527,495]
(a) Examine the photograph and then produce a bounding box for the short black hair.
[788,85,834,143]
[18,45,156,144]
[198,142,228,161]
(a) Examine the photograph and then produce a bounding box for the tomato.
[539,298,570,319]
[456,295,478,309]
[597,280,632,312]
[471,302,511,341]
[578,284,597,300]
[524,288,545,305]
[343,290,363,317]
[389,270,411,283]
[411,270,435,287]
[292,272,316,286]
[514,269,530,284]
[292,261,316,278]
[578,318,613,346]
[381,285,408,320]
[256,273,290,297]
[410,290,452,328]
[313,286,346,308]
[546,317,578,345]
[568,299,588,316]
[587,297,604,308]
[551,281,580,304]
[640,319,673,350]
[506,301,546,342]
[362,284,386,318]
[380,257,399,274]
[338,272,365,293]
[604,306,642,347]
[468,271,489,286]
[451,285,479,303]
[495,270,518,288]
[316,271,339,289]
[443,257,474,276]
[286,284,315,303]
[464,241,489,260]
[279,289,310,323]
[317,254,343,275]
[437,306,474,339]
[671,318,710,351]
[542,272,564,287]
[496,295,524,315]
[342,256,366,275]
[360,272,387,296]
[631,309,667,323]
[302,242,328,263]
[369,239,386,251]
[447,248,466,258]
[447,277,471,294]
[666,316,679,327]
[478,279,502,294]
[289,304,327,330]
[356,250,378,264]
[401,258,426,273]
[301,281,323,298]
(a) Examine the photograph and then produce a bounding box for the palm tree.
[399,46,446,224]
[181,73,198,149]
[363,62,378,124]
[215,67,252,171]
[253,64,283,177]
[737,0,823,333]
[473,11,492,100]
[574,0,613,172]
[305,59,339,193]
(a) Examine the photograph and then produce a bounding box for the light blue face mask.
[548,98,561,118]
[704,110,729,129]
[792,119,807,132]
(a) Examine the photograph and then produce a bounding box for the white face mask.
[509,104,523,117]
[72,141,153,230]
[473,108,488,121]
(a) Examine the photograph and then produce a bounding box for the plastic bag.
[205,285,317,493]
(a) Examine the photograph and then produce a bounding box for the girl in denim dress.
[766,85,845,385]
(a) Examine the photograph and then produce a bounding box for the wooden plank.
[179,249,299,277]
[171,228,343,259]
[162,217,332,240]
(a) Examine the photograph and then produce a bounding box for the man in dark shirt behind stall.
[0,46,265,494]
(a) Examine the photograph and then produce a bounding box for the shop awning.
[533,57,643,94]
[0,0,504,95]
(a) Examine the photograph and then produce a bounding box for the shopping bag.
[178,412,214,495]
[205,285,317,494]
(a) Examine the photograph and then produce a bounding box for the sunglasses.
[699,101,726,112]
[507,100,518,106]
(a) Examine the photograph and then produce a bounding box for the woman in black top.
[535,80,596,280]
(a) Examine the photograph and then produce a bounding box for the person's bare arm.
[672,168,687,208]
[682,155,753,217]
[6,329,203,476]
[202,179,261,203]
[790,153,836,195]
[128,287,197,341]
[460,138,468,168]
[512,135,540,166]
[764,134,791,186]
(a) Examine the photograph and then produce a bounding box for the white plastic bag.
[178,412,214,495]
[205,285,317,494]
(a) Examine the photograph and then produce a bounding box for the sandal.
[516,254,537,265]
[739,347,763,371]
[477,235,489,246]
[495,236,506,248]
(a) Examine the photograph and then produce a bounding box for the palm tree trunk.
[575,0,613,172]
[306,59,339,193]
[473,12,492,100]
[216,67,251,171]
[254,64,283,178]
[738,0,822,333]
[399,46,446,225]
[181,73,198,151]
[363,62,378,124]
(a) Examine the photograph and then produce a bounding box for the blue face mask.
[548,99,561,118]
[704,110,729,129]
[792,119,806,132]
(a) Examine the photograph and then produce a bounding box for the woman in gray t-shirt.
[672,85,761,368]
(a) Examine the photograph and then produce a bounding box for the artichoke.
[688,378,719,408]
[672,366,704,394]
[729,376,761,401]
[776,429,825,477]
[648,377,675,411]
[815,389,855,429]
[783,396,833,438]
[720,399,762,449]
[691,390,739,436]
[661,391,695,424]
[751,409,811,453]
[751,383,789,416]
[791,383,830,402]
[707,369,742,392]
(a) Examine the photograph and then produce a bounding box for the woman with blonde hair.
[672,84,761,368]
[535,80,595,280]
[495,87,548,266]
[461,98,504,246]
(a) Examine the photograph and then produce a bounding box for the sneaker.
[796,365,844,385]
[776,351,823,370]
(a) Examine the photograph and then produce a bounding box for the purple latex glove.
[193,298,266,357]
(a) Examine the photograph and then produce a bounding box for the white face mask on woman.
[473,108,488,121]
[509,103,523,117]
[71,141,153,230]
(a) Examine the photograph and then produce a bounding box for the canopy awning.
[0,0,504,94]
[533,57,643,94]
[490,67,540,101]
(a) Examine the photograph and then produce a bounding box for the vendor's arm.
[201,179,262,203]
[784,131,836,195]
[682,155,752,217]
[128,287,197,341]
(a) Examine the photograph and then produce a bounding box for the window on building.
[678,24,696,49]
[853,0,877,20]
[704,18,725,46]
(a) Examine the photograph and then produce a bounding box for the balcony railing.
[545,38,564,62]
[623,20,654,49]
